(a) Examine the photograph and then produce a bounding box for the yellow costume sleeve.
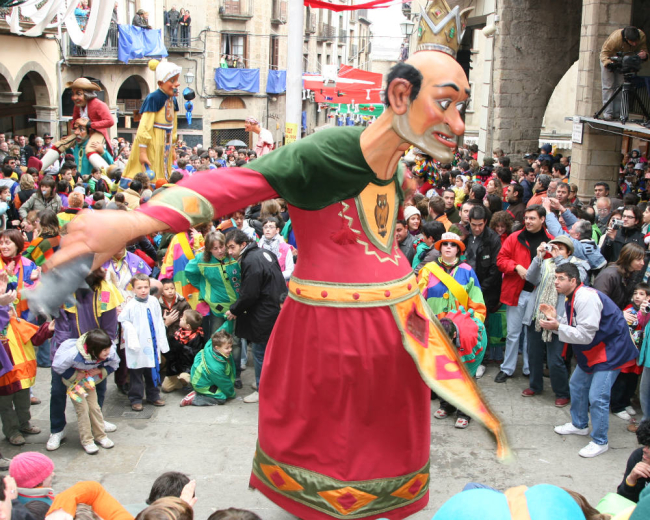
[134,111,156,145]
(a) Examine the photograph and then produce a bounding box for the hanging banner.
[304,0,396,12]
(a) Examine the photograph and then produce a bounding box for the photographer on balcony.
[600,26,648,121]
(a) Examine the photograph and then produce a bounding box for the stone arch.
[489,0,582,155]
[117,75,150,108]
[220,96,246,110]
[14,61,54,106]
[111,72,153,107]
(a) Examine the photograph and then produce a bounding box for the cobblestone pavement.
[5,361,638,519]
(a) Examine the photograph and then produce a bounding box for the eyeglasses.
[440,242,456,247]
[623,214,635,220]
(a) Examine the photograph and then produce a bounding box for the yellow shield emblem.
[354,181,397,254]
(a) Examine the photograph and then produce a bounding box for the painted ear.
[387,78,413,116]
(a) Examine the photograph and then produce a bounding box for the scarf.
[174,326,203,345]
[534,258,558,342]
[262,234,282,258]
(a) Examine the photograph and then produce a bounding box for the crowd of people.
[1,123,650,518]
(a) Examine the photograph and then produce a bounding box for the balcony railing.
[305,13,316,33]
[219,0,253,20]
[0,6,58,34]
[318,22,336,41]
[67,16,118,59]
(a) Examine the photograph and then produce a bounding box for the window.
[269,36,280,70]
[466,82,474,113]
[222,34,247,67]
[127,0,136,23]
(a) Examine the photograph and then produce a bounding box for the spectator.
[617,419,650,502]
[159,278,191,342]
[504,183,525,226]
[225,229,287,404]
[161,309,204,394]
[601,205,644,263]
[520,167,536,205]
[484,194,502,215]
[594,242,646,310]
[546,263,639,458]
[179,9,191,46]
[527,174,551,207]
[428,196,453,231]
[521,235,587,406]
[132,9,152,29]
[181,331,236,407]
[18,176,62,219]
[167,5,181,46]
[396,219,415,263]
[495,205,553,383]
[403,205,422,237]
[442,189,460,223]
[490,210,514,245]
[412,220,445,273]
[259,217,294,282]
[9,452,55,505]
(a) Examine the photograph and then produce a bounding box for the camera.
[544,244,553,252]
[611,218,624,230]
[608,52,643,74]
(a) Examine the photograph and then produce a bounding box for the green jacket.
[190,341,236,400]
[185,255,241,316]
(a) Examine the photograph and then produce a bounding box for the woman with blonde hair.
[15,174,36,210]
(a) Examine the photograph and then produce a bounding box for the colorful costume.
[418,260,487,322]
[159,232,205,312]
[190,340,236,402]
[139,125,508,519]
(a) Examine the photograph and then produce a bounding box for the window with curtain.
[222,34,247,67]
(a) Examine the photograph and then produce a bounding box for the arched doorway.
[0,71,49,138]
[116,75,150,142]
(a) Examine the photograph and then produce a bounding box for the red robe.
[72,98,115,155]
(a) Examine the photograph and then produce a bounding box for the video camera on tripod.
[606,51,643,75]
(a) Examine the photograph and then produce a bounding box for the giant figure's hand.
[45,210,168,272]
[139,148,152,170]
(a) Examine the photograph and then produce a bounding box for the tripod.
[594,72,650,124]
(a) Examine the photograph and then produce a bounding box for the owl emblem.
[374,194,389,238]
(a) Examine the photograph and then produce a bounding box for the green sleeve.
[247,126,393,210]
[184,258,202,289]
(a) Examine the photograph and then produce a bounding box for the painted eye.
[456,101,468,113]
[437,99,452,111]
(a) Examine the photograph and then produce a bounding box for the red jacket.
[496,228,553,306]
[72,98,115,154]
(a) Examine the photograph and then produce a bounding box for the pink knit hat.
[9,452,54,488]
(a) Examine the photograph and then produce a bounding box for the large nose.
[444,103,465,136]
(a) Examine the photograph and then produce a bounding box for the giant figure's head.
[149,59,182,97]
[66,78,101,109]
[385,0,472,163]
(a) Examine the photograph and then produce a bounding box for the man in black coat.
[463,205,502,378]
[225,229,287,404]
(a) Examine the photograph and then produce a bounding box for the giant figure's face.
[159,74,180,97]
[392,52,470,163]
[71,89,87,108]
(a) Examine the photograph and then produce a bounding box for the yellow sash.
[425,262,469,309]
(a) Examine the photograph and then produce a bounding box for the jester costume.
[159,232,206,313]
[123,89,179,182]
[139,126,508,519]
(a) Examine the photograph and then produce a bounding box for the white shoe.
[579,441,608,458]
[554,422,589,436]
[251,382,258,390]
[625,406,637,416]
[614,410,631,421]
[475,365,486,379]
[46,432,65,451]
[103,421,117,433]
[97,437,114,449]
[83,442,99,455]
[243,391,259,403]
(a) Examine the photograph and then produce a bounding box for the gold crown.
[416,0,473,58]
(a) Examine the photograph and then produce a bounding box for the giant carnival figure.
[41,78,114,173]
[37,2,509,519]
[121,59,181,186]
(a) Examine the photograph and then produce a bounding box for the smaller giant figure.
[122,59,181,185]
[42,78,114,172]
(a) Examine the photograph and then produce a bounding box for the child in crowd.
[9,452,55,505]
[52,329,119,454]
[181,331,235,407]
[614,282,650,421]
[119,274,169,411]
[162,309,204,393]
[452,175,466,207]
[159,278,191,342]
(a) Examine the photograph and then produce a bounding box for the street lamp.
[400,19,415,37]
[184,69,195,85]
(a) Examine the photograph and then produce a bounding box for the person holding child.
[161,309,204,393]
[52,329,120,454]
[119,274,169,411]
[181,331,235,407]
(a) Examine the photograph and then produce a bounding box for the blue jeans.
[640,366,650,421]
[569,365,619,445]
[501,291,531,376]
[36,339,52,367]
[50,369,107,434]
[170,25,178,46]
[251,341,267,390]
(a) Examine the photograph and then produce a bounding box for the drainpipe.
[56,59,64,138]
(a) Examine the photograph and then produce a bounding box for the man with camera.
[600,26,648,121]
[601,205,644,263]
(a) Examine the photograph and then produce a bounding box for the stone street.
[4,360,639,519]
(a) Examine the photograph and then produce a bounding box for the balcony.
[318,22,336,42]
[305,13,316,34]
[349,44,358,59]
[0,6,58,35]
[338,28,346,45]
[271,0,287,24]
[219,0,253,21]
[66,18,121,62]
[358,9,371,23]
